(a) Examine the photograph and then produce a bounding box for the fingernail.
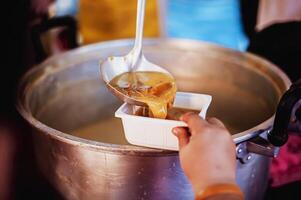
[180,112,194,121]
[172,128,179,136]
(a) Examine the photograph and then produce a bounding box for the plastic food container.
[115,92,212,150]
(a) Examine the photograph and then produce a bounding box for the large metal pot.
[17,39,295,200]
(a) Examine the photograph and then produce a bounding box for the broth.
[70,117,130,145]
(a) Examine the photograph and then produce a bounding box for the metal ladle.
[100,0,173,106]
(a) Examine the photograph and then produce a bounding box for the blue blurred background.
[165,0,248,51]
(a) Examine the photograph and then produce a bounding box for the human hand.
[172,113,237,195]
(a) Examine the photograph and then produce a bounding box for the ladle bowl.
[100,54,173,106]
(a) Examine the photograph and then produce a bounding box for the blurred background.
[2,0,301,199]
[36,0,249,50]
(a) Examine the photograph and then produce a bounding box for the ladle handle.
[131,0,146,69]
[268,79,301,146]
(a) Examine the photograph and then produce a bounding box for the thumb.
[172,127,189,150]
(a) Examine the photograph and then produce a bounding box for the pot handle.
[268,79,301,146]
[31,16,78,63]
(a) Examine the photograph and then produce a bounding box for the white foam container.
[115,92,212,151]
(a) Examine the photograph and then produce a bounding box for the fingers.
[207,117,226,128]
[172,127,189,150]
[180,112,207,135]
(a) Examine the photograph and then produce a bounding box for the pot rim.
[16,38,291,155]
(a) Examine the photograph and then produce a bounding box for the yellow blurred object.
[78,0,160,44]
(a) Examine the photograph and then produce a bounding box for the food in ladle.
[109,71,177,119]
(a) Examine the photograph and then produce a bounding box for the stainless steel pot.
[17,39,294,200]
